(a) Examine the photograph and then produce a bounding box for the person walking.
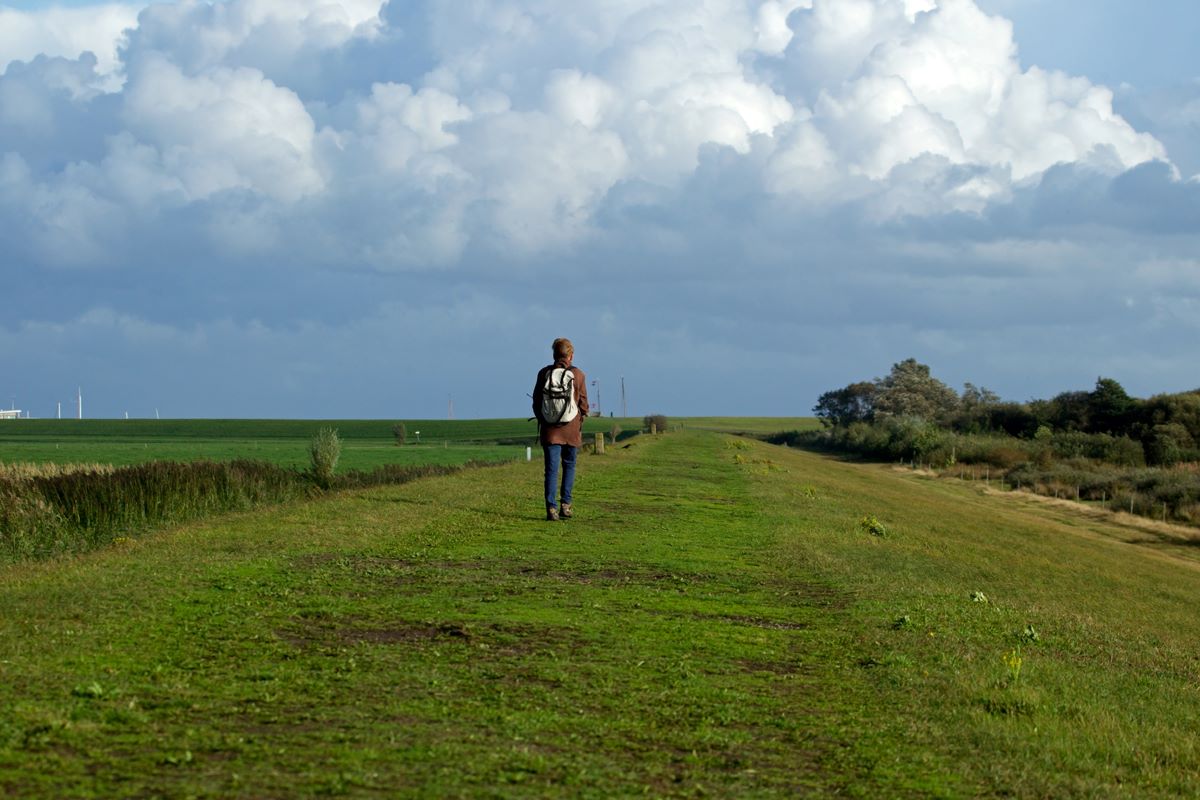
[532,338,589,521]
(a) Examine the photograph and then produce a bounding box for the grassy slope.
[1,432,1198,797]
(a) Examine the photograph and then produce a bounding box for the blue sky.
[1,0,1198,419]
[979,0,1200,89]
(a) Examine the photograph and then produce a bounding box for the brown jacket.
[533,360,588,447]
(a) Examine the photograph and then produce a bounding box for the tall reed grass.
[0,458,508,564]
[0,462,116,480]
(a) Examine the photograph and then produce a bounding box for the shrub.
[643,414,668,433]
[954,437,1031,469]
[1146,423,1193,466]
[309,427,342,488]
[1106,436,1147,467]
[391,422,407,447]
[609,423,622,444]
[860,515,888,536]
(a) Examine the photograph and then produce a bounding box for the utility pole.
[448,394,454,420]
[591,380,601,416]
[620,376,627,418]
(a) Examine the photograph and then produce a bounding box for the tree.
[1141,391,1200,445]
[955,382,1001,432]
[391,422,407,446]
[1087,377,1134,435]
[986,402,1039,438]
[813,381,877,427]
[1040,391,1091,432]
[872,359,958,423]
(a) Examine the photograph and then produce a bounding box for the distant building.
[0,410,21,420]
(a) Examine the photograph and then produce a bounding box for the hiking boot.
[560,503,573,519]
[546,506,559,521]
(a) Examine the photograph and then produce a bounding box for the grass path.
[2,432,1199,797]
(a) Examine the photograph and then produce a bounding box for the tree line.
[813,359,1200,467]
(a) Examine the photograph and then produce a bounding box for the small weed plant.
[860,515,888,536]
[971,590,990,604]
[1002,647,1024,686]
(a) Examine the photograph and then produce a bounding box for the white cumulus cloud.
[120,53,323,202]
[0,3,140,81]
[2,0,1179,264]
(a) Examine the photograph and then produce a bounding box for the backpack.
[539,367,578,424]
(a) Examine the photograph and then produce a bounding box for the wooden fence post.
[595,432,605,454]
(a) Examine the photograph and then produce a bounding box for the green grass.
[681,416,821,435]
[2,431,1198,796]
[0,418,643,471]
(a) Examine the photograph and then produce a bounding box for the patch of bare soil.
[277,617,585,657]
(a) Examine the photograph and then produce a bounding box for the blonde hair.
[552,338,574,360]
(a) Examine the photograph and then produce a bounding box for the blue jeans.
[543,444,577,508]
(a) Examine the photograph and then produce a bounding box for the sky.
[1,0,1198,419]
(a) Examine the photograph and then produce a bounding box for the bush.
[309,427,342,488]
[1040,431,1141,465]
[955,437,1030,469]
[1146,423,1193,467]
[391,422,407,447]
[609,423,622,444]
[1106,436,1147,467]
[644,414,668,433]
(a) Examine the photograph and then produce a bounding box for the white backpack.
[540,367,578,424]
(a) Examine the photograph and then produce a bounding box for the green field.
[681,417,821,435]
[3,429,1198,796]
[0,417,812,470]
[0,417,651,471]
